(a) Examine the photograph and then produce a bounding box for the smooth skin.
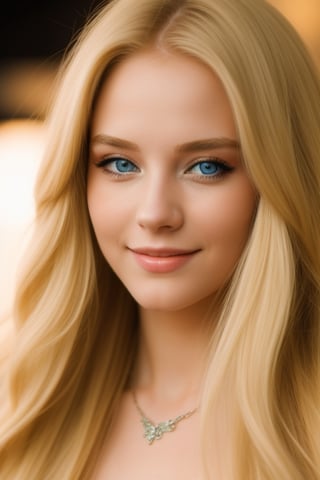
[88,48,257,479]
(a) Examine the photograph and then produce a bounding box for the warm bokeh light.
[269,0,320,64]
[0,120,45,318]
[0,61,58,119]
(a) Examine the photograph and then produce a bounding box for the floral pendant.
[141,417,176,444]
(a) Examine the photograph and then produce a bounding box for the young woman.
[0,0,319,479]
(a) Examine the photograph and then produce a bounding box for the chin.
[128,290,182,311]
[128,286,217,314]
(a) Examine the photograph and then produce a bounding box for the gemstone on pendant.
[141,417,176,444]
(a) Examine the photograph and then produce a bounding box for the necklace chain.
[132,391,197,445]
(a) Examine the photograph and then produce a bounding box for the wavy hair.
[0,0,319,478]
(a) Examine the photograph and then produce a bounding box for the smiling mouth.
[129,247,200,256]
[128,247,200,273]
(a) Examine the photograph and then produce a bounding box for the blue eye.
[188,159,233,178]
[112,158,137,173]
[96,157,139,174]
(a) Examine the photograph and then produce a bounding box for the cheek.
[87,176,111,238]
[224,192,255,236]
[87,178,129,244]
[196,180,256,242]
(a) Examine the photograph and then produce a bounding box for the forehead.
[91,48,237,144]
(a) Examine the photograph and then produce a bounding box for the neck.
[131,299,217,409]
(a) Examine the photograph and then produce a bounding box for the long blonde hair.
[0,0,319,478]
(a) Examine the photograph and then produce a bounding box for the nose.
[136,175,184,232]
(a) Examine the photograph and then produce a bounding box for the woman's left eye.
[186,159,233,178]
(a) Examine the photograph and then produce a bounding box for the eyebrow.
[91,134,140,151]
[176,137,240,153]
[91,134,240,152]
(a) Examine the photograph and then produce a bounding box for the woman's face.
[87,49,257,312]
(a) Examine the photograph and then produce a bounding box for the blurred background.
[0,0,320,318]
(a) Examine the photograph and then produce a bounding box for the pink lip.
[129,247,200,273]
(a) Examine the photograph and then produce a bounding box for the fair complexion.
[88,48,257,479]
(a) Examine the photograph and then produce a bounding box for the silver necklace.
[132,391,197,445]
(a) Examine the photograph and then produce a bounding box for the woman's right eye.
[95,157,139,175]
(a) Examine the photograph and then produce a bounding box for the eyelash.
[185,158,234,180]
[95,157,138,177]
[94,156,234,180]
